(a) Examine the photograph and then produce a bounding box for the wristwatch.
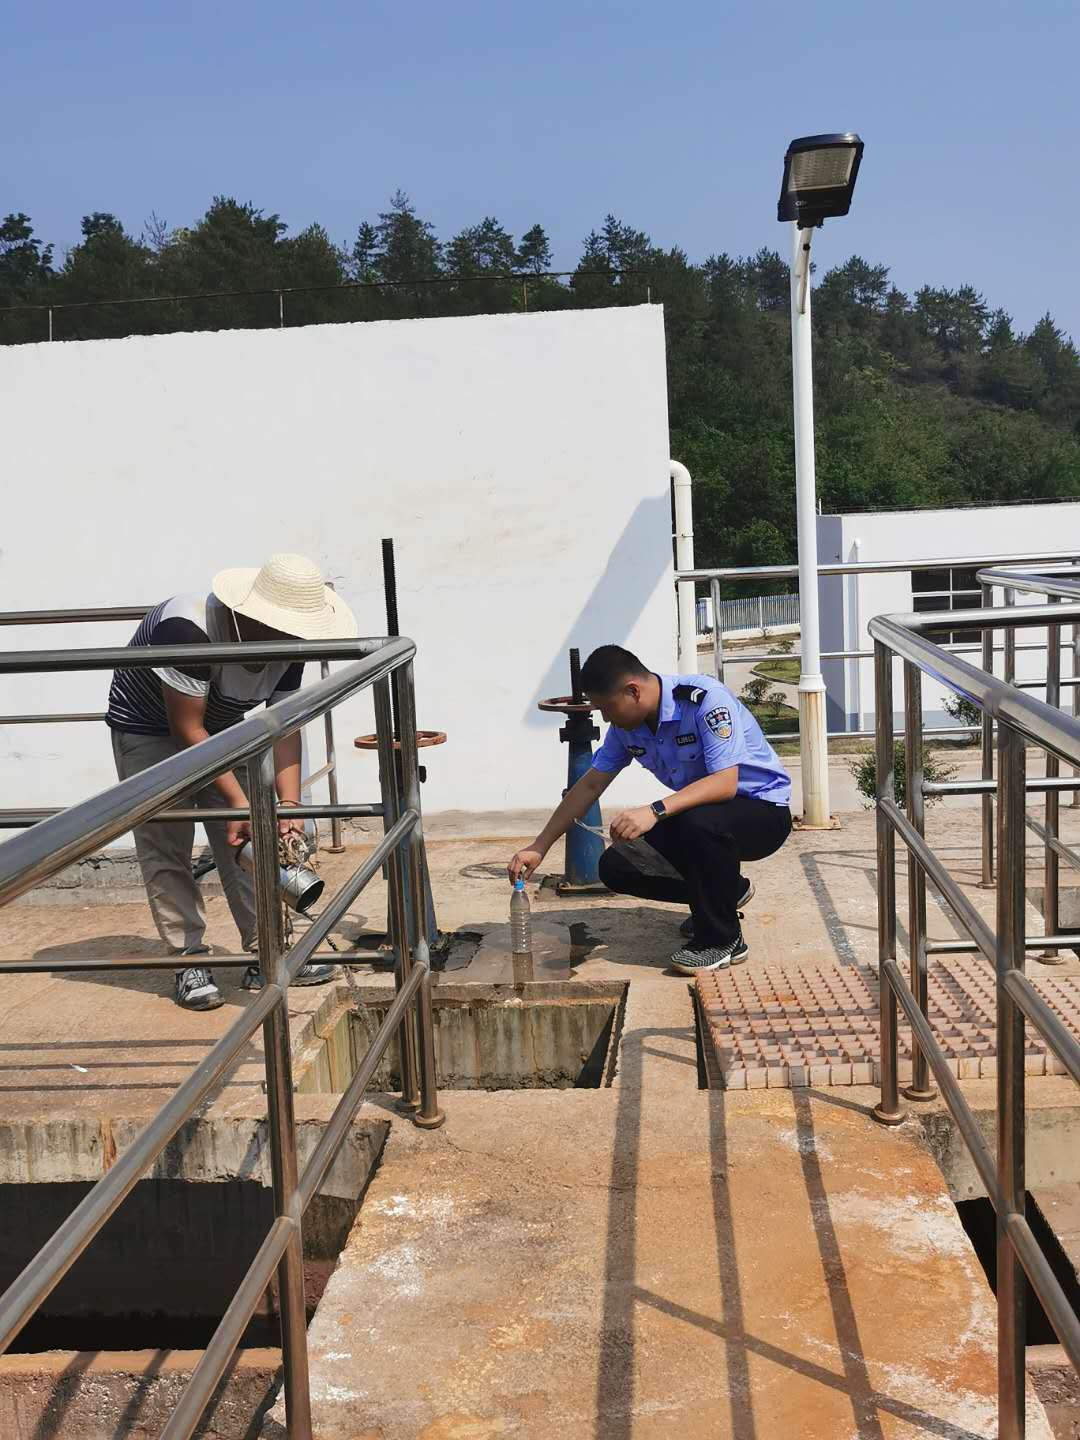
[650,799,668,821]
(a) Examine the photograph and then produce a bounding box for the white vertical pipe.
[851,537,863,733]
[671,460,697,673]
[790,221,831,826]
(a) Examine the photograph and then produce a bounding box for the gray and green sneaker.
[668,931,749,975]
[679,878,755,940]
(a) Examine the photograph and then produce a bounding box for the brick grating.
[695,957,1080,1090]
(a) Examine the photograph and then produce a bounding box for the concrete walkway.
[266,984,1053,1438]
[1,807,1074,1436]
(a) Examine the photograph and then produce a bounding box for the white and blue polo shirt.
[590,672,792,807]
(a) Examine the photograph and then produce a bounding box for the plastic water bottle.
[511,878,532,960]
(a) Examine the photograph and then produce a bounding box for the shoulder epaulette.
[672,683,707,705]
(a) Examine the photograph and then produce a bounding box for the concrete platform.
[0,805,1075,1436]
[264,1087,1050,1438]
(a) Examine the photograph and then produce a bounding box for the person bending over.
[107,553,356,1009]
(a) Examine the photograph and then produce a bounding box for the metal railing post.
[394,660,444,1129]
[1003,586,1017,684]
[319,661,345,853]
[248,754,312,1439]
[903,663,935,1101]
[1044,599,1062,960]
[981,581,995,887]
[996,723,1027,1440]
[1072,620,1080,808]
[373,678,420,1112]
[873,641,904,1125]
[711,577,724,682]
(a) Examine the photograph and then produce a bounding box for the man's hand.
[277,803,305,840]
[609,806,657,843]
[226,818,253,849]
[508,848,544,883]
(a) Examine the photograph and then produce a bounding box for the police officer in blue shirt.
[508,645,792,973]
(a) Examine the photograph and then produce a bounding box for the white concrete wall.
[816,504,1080,730]
[1,307,674,827]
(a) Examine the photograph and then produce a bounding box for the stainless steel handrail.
[674,552,1080,784]
[975,567,1080,946]
[0,633,444,1440]
[979,565,1080,602]
[869,588,1080,1438]
[0,603,354,849]
[680,547,1080,583]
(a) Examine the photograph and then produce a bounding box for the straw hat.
[212,554,358,640]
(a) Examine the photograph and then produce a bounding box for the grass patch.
[746,700,799,740]
[753,658,800,685]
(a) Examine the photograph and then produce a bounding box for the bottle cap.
[513,878,525,891]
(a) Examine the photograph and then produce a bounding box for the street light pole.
[789,220,830,826]
[778,131,863,827]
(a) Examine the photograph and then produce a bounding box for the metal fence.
[677,548,1080,745]
[698,592,800,635]
[0,629,442,1440]
[868,573,1080,1438]
[0,268,655,343]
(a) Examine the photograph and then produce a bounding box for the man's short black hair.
[580,645,651,696]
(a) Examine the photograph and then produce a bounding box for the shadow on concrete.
[798,850,864,969]
[26,932,268,1007]
[28,1349,94,1440]
[594,1054,994,1438]
[529,903,689,972]
[24,934,176,998]
[0,1031,261,1096]
[594,1003,643,1440]
[109,1347,168,1440]
[706,1088,757,1440]
[790,1087,885,1439]
[523,492,674,731]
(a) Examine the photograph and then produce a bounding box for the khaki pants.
[111,730,258,955]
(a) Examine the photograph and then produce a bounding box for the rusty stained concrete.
[0,1348,280,1440]
[0,805,1074,1435]
[264,1084,1053,1439]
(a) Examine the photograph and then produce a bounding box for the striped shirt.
[106,593,304,736]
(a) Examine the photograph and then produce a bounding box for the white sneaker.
[174,957,223,1011]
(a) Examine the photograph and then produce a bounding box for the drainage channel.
[295,980,628,1094]
[0,1175,358,1355]
[957,1192,1080,1435]
[0,1114,386,1440]
[0,980,629,1438]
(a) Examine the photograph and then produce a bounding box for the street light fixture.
[778,133,864,228]
[779,131,864,829]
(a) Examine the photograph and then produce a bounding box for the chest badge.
[676,733,697,747]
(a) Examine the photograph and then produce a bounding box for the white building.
[1,306,674,819]
[816,501,1080,733]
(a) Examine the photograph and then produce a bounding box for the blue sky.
[4,0,1076,340]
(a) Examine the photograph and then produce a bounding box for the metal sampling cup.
[234,840,325,915]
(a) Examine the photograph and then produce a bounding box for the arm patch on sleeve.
[704,706,731,735]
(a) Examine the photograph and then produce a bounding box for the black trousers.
[597,797,792,947]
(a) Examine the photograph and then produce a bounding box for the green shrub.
[849,740,957,809]
[741,677,769,707]
[942,692,983,742]
[771,636,796,655]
